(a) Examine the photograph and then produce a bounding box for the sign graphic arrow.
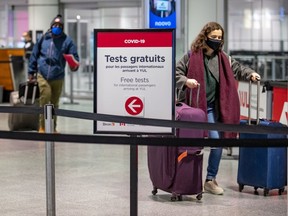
[125,96,144,116]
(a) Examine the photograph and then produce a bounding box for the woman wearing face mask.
[176,22,260,195]
[28,14,79,133]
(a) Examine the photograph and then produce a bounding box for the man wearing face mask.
[28,14,79,133]
[176,22,260,195]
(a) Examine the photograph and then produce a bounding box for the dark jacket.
[176,51,256,102]
[28,30,79,80]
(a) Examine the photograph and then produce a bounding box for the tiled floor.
[0,98,287,216]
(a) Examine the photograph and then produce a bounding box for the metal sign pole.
[63,70,79,105]
[44,104,56,216]
[64,16,80,105]
[130,135,138,216]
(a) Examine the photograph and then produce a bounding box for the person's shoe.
[204,179,224,195]
[38,127,45,133]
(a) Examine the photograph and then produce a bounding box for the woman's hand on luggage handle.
[185,79,200,89]
[250,72,261,82]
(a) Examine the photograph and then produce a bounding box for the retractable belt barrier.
[0,105,287,216]
[0,105,287,147]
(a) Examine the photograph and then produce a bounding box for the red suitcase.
[148,88,206,201]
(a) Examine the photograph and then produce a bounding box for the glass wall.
[0,0,287,98]
[228,0,288,80]
[63,7,142,100]
[0,3,28,48]
[228,0,288,52]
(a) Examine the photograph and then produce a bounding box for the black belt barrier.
[0,104,287,216]
[0,105,287,147]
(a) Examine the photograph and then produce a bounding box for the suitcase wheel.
[254,187,259,195]
[263,188,269,196]
[196,192,203,200]
[151,187,158,195]
[171,192,182,201]
[278,188,285,195]
[171,196,177,201]
[238,184,244,192]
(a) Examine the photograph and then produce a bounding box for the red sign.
[97,31,173,47]
[272,87,288,124]
[125,96,144,116]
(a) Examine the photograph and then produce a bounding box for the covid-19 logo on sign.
[149,0,176,29]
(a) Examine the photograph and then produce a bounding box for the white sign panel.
[279,102,288,126]
[94,30,175,134]
[238,81,267,119]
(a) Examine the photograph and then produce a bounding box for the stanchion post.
[44,104,56,216]
[63,70,79,105]
[69,71,74,103]
[130,135,138,216]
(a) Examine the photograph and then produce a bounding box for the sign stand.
[94,29,175,215]
[130,135,138,216]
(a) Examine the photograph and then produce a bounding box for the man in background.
[28,14,79,133]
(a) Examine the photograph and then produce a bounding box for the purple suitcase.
[148,99,206,201]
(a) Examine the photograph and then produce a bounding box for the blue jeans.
[206,104,223,180]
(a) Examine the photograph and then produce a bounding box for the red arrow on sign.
[125,96,144,116]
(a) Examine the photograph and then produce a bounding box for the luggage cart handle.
[189,84,200,108]
[24,83,29,104]
[23,81,38,105]
[176,84,200,108]
[31,81,38,105]
[248,80,260,125]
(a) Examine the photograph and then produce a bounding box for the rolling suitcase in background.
[237,80,287,196]
[148,87,206,201]
[8,80,40,131]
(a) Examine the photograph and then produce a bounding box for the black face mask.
[206,38,222,51]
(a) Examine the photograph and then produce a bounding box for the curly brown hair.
[191,22,224,53]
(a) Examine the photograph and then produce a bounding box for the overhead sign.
[94,29,175,134]
[149,0,176,29]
